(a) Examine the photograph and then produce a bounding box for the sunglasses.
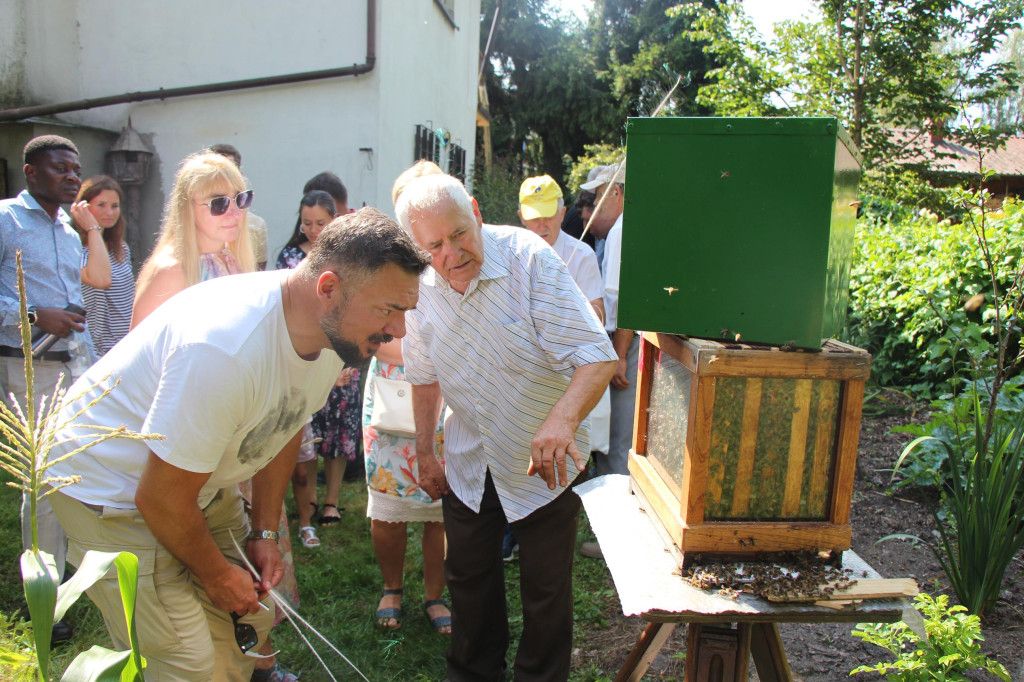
[230,609,279,659]
[199,189,254,216]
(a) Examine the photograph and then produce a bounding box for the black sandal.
[376,588,403,630]
[318,503,342,525]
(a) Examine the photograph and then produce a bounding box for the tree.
[674,0,1024,167]
[982,28,1024,133]
[477,0,719,183]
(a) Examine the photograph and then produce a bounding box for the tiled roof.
[889,129,1024,177]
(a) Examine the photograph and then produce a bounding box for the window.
[414,124,467,182]
[433,0,457,29]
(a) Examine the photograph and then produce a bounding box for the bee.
[664,286,678,295]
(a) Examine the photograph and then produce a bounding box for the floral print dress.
[363,357,444,522]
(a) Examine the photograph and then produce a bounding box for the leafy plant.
[0,253,161,681]
[850,592,1010,680]
[844,195,1024,397]
[469,156,525,226]
[890,377,1024,488]
[891,391,1024,615]
[0,610,36,681]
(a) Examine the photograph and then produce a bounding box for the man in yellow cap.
[518,175,605,324]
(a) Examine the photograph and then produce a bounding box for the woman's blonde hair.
[146,151,255,286]
[391,160,444,204]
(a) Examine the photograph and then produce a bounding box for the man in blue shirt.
[0,135,87,643]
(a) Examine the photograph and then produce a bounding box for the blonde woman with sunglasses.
[131,151,256,327]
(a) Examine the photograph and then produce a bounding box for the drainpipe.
[0,0,376,123]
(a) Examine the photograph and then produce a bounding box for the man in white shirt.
[396,174,616,682]
[580,163,636,480]
[47,210,429,681]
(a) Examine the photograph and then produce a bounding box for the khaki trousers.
[50,486,276,681]
[0,355,72,581]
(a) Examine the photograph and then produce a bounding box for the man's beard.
[320,304,393,365]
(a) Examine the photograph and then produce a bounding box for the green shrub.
[851,593,1010,680]
[845,197,1024,397]
[469,156,525,226]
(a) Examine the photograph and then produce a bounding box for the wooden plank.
[697,350,871,381]
[729,379,761,517]
[823,338,870,355]
[748,623,794,682]
[769,578,919,603]
[614,622,676,682]
[632,337,655,456]
[682,375,716,525]
[829,380,865,525]
[681,522,851,554]
[782,380,813,517]
[648,332,698,372]
[628,451,684,546]
[808,381,838,517]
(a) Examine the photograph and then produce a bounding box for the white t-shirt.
[48,270,342,509]
[551,230,604,304]
[602,213,624,332]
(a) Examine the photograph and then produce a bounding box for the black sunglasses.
[231,612,259,654]
[200,189,254,216]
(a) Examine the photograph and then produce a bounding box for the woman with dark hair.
[277,190,359,542]
[68,175,128,356]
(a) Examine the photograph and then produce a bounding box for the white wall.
[377,0,480,213]
[5,0,480,262]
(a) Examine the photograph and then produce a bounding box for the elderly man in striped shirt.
[396,174,616,682]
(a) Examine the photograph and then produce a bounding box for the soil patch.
[578,397,1024,680]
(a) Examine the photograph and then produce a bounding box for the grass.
[0,470,631,681]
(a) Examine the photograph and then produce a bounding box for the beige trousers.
[50,486,276,681]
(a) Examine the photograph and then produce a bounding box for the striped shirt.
[403,225,616,521]
[81,243,135,357]
[0,191,83,350]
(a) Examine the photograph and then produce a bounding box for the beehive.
[628,332,871,566]
[619,116,862,350]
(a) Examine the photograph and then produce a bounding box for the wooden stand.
[629,333,871,565]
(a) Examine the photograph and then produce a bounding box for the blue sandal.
[424,598,452,634]
[376,588,403,630]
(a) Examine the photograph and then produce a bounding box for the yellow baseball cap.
[518,175,563,220]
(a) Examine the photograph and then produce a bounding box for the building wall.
[377,1,480,212]
[1,0,479,262]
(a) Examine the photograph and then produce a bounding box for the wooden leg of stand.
[613,621,677,682]
[749,623,793,682]
[685,624,750,681]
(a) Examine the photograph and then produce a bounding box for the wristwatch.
[247,529,280,542]
[26,305,37,325]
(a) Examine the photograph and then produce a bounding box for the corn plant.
[0,253,162,681]
[851,593,1010,680]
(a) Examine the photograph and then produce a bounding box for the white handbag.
[369,374,417,438]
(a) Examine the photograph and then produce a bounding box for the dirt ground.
[575,400,1024,681]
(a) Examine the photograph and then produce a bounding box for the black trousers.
[443,470,581,682]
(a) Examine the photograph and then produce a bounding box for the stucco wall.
[2,0,479,262]
[377,0,480,213]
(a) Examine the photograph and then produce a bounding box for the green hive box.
[618,117,862,349]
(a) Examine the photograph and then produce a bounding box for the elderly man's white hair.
[395,173,476,235]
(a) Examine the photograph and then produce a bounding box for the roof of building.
[890,128,1024,177]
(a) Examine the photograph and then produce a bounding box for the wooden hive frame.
[628,332,871,566]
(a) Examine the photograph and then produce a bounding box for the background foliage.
[844,197,1024,396]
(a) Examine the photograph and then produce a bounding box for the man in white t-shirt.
[47,209,429,681]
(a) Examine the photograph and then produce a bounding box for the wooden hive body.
[628,332,871,566]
